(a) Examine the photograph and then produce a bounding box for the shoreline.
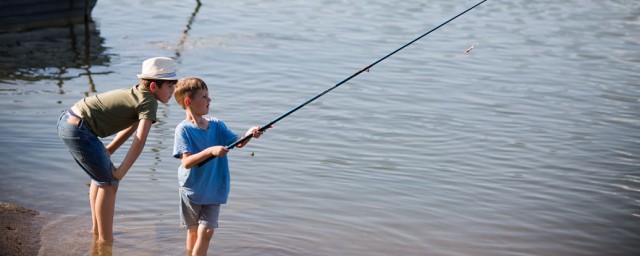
[0,201,43,256]
[0,201,176,255]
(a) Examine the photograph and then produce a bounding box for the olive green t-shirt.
[74,84,158,137]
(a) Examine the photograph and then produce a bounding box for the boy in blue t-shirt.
[172,77,265,255]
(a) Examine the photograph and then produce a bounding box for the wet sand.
[0,201,43,256]
[0,200,173,255]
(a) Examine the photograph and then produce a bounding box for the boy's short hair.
[140,79,176,89]
[174,77,209,109]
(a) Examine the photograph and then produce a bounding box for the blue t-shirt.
[173,118,239,204]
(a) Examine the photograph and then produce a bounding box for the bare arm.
[112,119,153,180]
[236,126,265,148]
[180,146,229,169]
[105,122,139,155]
[191,125,271,168]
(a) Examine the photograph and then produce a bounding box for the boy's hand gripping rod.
[198,0,488,167]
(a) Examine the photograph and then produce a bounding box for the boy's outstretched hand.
[247,126,263,138]
[236,125,273,148]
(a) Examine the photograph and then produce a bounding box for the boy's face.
[153,81,177,104]
[189,89,211,115]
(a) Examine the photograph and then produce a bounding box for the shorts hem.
[199,220,219,229]
[180,222,218,229]
[181,223,199,229]
[91,179,119,186]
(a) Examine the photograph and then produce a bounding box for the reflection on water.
[90,239,115,256]
[149,2,203,170]
[0,19,112,91]
[174,1,202,61]
[0,0,98,33]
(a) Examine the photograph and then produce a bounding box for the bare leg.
[186,227,197,255]
[192,224,214,256]
[90,183,99,235]
[95,184,118,243]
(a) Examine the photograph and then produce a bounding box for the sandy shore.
[0,201,43,256]
[1,201,180,255]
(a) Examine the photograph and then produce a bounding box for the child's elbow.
[181,160,193,169]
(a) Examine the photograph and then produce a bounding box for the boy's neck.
[185,110,207,128]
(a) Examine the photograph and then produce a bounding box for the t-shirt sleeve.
[218,121,240,146]
[137,96,158,123]
[173,124,191,159]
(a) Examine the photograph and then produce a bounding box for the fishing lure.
[464,42,479,55]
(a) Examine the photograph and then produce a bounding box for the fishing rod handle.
[195,137,248,168]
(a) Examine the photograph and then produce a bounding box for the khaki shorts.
[179,190,220,229]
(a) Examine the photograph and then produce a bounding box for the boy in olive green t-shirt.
[57,57,177,244]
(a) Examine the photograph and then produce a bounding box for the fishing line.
[198,0,488,167]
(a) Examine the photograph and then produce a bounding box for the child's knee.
[199,225,214,238]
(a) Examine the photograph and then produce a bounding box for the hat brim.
[137,74,178,80]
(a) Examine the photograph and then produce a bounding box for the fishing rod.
[198,0,488,167]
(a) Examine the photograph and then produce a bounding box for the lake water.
[1,0,639,255]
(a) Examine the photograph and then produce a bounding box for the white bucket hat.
[137,57,178,80]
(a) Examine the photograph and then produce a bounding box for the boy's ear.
[184,98,191,107]
[149,82,157,93]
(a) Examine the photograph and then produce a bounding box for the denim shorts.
[179,190,220,229]
[57,110,119,186]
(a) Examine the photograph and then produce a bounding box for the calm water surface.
[1,0,639,255]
